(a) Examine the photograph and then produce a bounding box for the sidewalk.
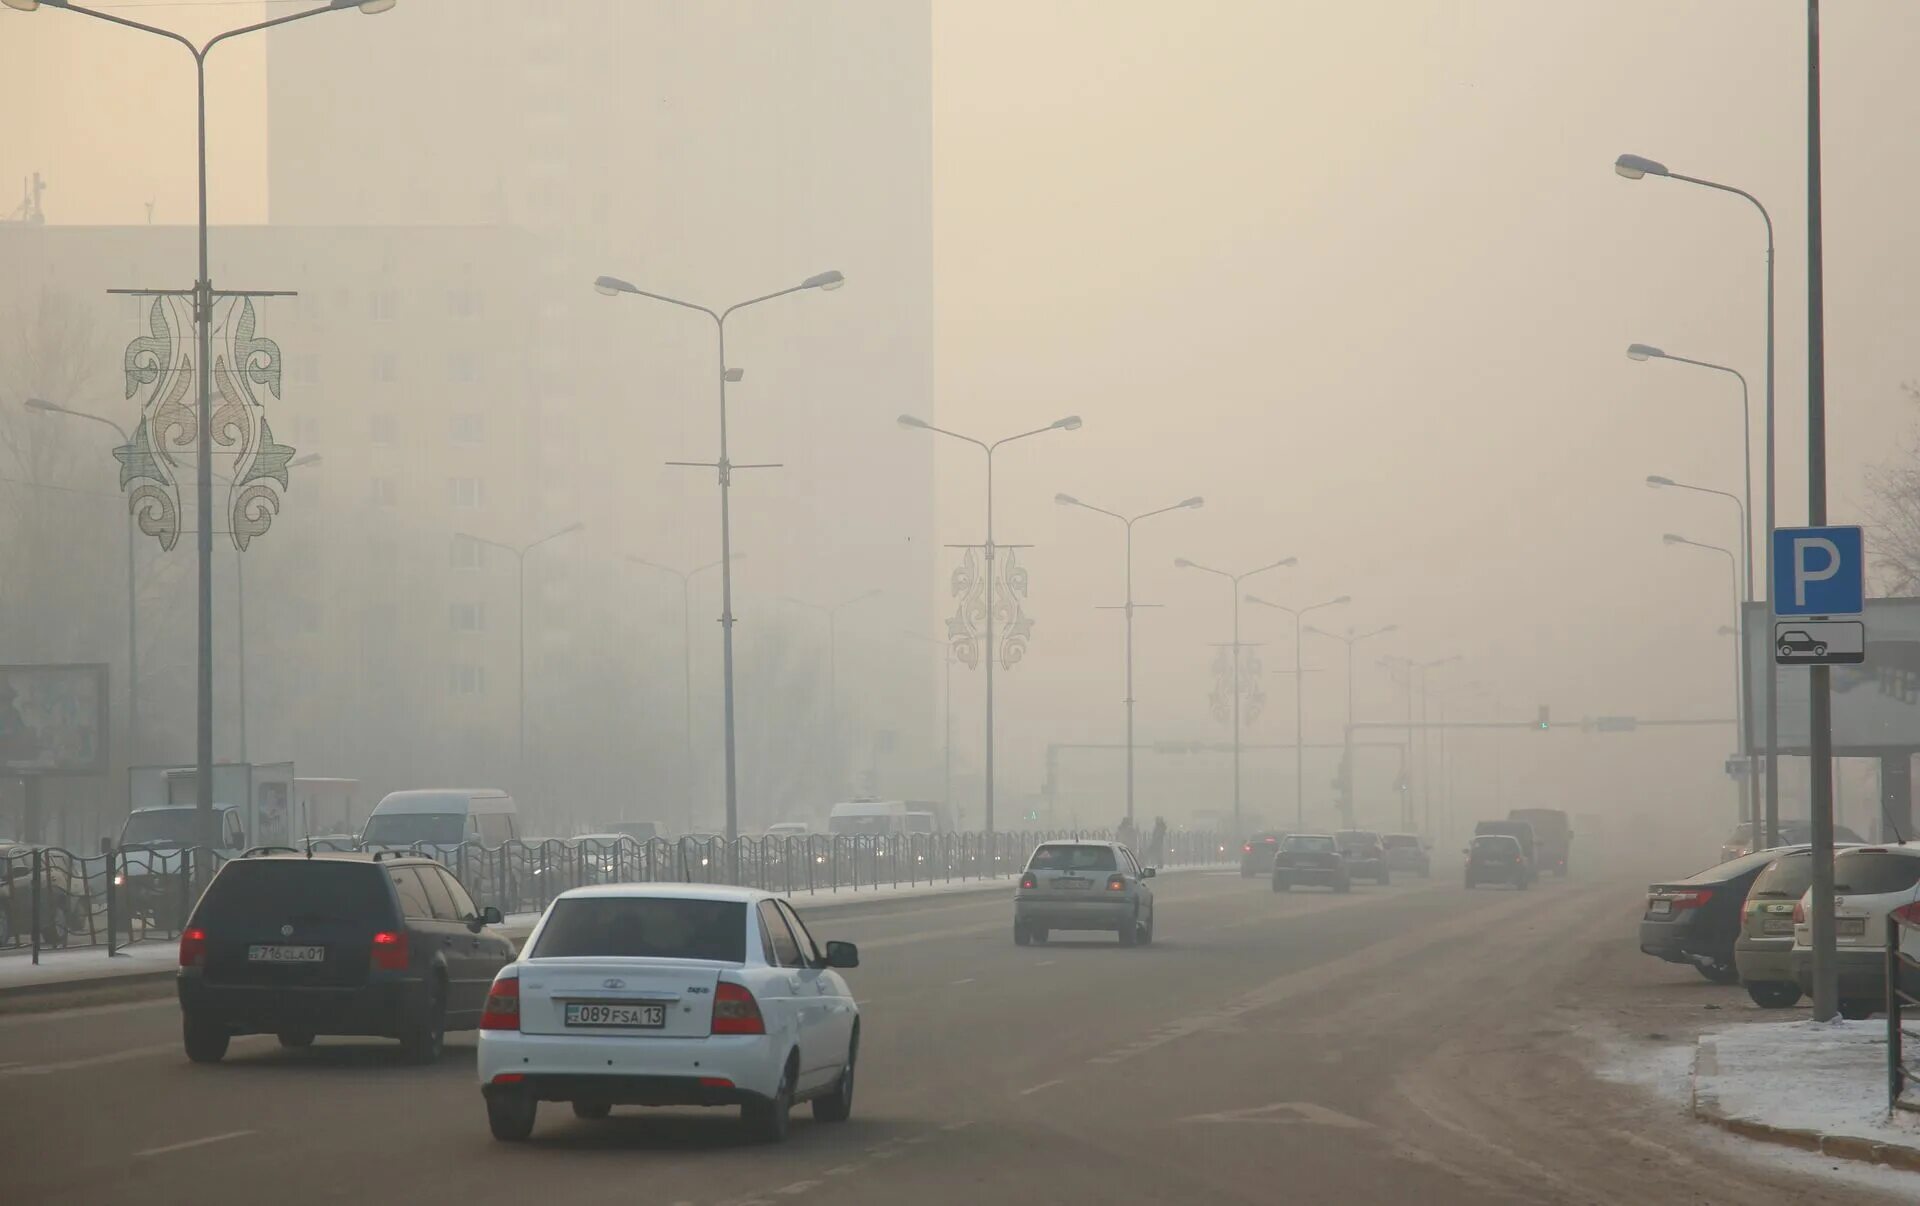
[1692,1019,1920,1172]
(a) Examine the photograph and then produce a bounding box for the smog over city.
[3,3,1920,1203]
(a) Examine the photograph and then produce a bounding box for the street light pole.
[1306,622,1397,827]
[898,414,1083,833]
[459,522,583,785]
[1174,557,1297,837]
[24,398,137,764]
[597,270,843,844]
[10,0,395,851]
[1246,595,1350,828]
[631,555,734,832]
[1649,474,1758,836]
[782,589,883,796]
[1617,154,1777,849]
[1665,533,1745,818]
[1056,493,1203,828]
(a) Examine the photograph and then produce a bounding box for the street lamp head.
[2,0,45,10]
[24,397,58,412]
[1662,533,1687,546]
[560,522,586,536]
[1329,595,1353,606]
[593,275,636,298]
[1614,153,1670,180]
[1173,558,1195,569]
[1279,557,1299,568]
[1626,342,1665,362]
[723,368,745,383]
[801,270,846,291]
[1182,496,1205,509]
[354,0,397,12]
[1378,623,1400,635]
[1054,493,1080,507]
[897,414,931,431]
[1052,415,1083,431]
[1646,475,1674,487]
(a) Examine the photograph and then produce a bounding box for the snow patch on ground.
[1698,1018,1920,1146]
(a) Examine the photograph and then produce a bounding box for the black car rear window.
[1382,835,1418,849]
[1028,844,1117,872]
[194,861,392,924]
[1834,852,1920,896]
[1282,836,1336,853]
[532,897,747,963]
[1748,853,1816,899]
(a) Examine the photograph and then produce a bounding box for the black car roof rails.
[241,845,304,859]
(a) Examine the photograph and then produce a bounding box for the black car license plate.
[565,1001,666,1028]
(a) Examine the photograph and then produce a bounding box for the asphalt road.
[0,865,1902,1205]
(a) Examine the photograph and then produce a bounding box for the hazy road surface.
[1,869,1898,1205]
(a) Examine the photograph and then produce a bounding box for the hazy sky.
[7,1,1919,829]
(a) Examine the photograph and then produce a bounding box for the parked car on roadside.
[1734,844,1860,1009]
[1718,819,1866,863]
[1639,848,1786,984]
[1463,834,1531,889]
[1270,834,1350,892]
[1381,833,1430,878]
[1789,844,1920,1020]
[176,850,513,1064]
[1333,830,1390,885]
[1239,832,1283,877]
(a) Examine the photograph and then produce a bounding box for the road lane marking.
[135,1130,255,1158]
[1037,959,1055,966]
[1180,1102,1371,1128]
[950,977,975,985]
[0,1042,177,1078]
[773,1181,821,1195]
[1018,1079,1064,1095]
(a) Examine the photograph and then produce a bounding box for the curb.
[0,967,177,1014]
[1691,1037,1920,1174]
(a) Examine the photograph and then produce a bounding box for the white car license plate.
[1763,918,1795,935]
[1837,917,1867,937]
[1650,900,1672,915]
[565,1001,666,1029]
[1055,878,1091,890]
[247,944,325,963]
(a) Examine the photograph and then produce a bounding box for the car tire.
[183,1012,230,1064]
[1013,921,1031,946]
[571,1102,612,1120]
[813,1032,857,1123]
[1032,927,1049,944]
[744,1059,795,1143]
[399,978,447,1065]
[276,1029,316,1050]
[1138,912,1154,947]
[1695,959,1740,986]
[1118,911,1139,947]
[1272,876,1289,892]
[487,1091,538,1141]
[1839,999,1877,1021]
[1377,869,1391,886]
[1746,981,1802,1009]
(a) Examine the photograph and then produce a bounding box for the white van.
[362,788,518,848]
[827,800,933,838]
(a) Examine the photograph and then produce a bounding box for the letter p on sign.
[1772,525,1864,617]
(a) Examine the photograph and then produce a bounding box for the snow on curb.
[1691,1019,1920,1173]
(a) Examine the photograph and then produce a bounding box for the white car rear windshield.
[532,897,746,963]
[1833,852,1920,896]
[1028,844,1117,872]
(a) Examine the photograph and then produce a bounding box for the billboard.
[0,663,108,775]
[1744,598,1920,754]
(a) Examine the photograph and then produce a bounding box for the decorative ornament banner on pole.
[114,294,297,553]
[1210,645,1265,725]
[948,544,1036,672]
[995,548,1033,670]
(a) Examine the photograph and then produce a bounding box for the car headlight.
[112,873,126,886]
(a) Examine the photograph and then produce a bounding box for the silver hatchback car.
[1013,841,1156,947]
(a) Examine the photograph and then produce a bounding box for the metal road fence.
[1888,913,1920,1110]
[0,830,1232,963]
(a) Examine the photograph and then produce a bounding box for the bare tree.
[1865,382,1920,594]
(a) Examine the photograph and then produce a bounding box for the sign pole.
[1804,0,1838,1023]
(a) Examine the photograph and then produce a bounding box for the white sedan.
[477,883,861,1143]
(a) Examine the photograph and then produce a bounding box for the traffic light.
[1537,705,1550,731]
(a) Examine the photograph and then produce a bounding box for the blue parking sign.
[1772,525,1864,617]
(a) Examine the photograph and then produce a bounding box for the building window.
[371,290,397,322]
[373,351,398,384]
[449,413,483,444]
[450,535,487,570]
[450,601,487,633]
[370,413,397,445]
[448,663,487,695]
[370,477,397,507]
[448,477,485,509]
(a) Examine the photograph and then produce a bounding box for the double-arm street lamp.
[1246,594,1351,827]
[7,0,395,850]
[781,588,884,796]
[1305,622,1398,827]
[1664,532,1747,822]
[596,270,843,843]
[630,554,737,831]
[1650,473,1759,829]
[456,522,584,780]
[898,413,1082,832]
[1055,493,1204,828]
[1617,153,1778,845]
[1173,556,1296,837]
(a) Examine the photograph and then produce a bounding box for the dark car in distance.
[1333,831,1391,885]
[1381,833,1431,878]
[1239,832,1284,877]
[1638,848,1787,984]
[1463,834,1531,889]
[1271,834,1350,893]
[177,850,515,1064]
